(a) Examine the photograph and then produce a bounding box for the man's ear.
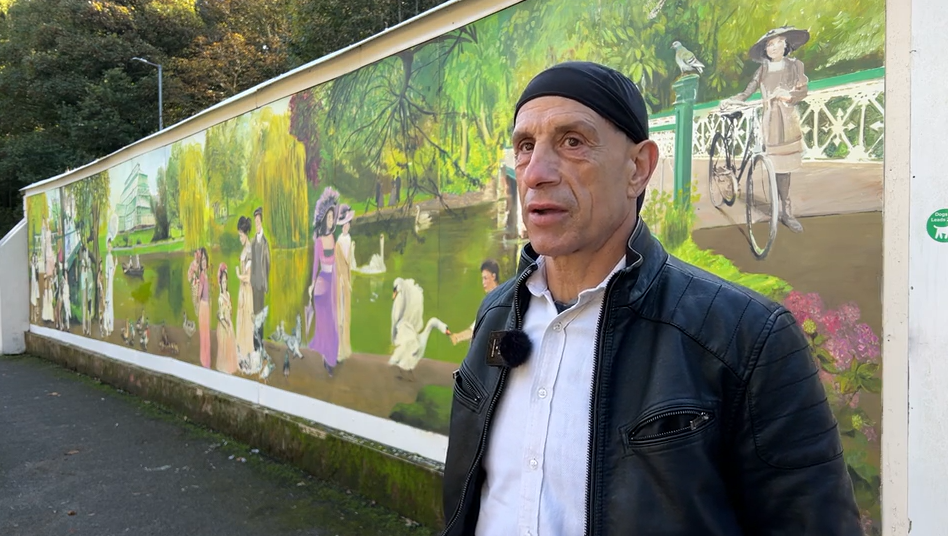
[628,140,659,199]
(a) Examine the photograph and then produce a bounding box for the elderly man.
[441,61,860,535]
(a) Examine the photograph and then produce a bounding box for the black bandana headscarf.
[514,61,650,212]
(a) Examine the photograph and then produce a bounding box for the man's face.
[512,96,646,259]
[254,214,262,234]
[481,270,498,293]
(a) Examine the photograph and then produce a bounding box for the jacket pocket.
[623,405,716,450]
[452,363,487,413]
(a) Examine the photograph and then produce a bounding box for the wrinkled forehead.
[768,36,787,46]
[512,96,618,140]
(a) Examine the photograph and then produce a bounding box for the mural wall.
[24,0,885,532]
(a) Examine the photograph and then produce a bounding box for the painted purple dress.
[308,242,339,370]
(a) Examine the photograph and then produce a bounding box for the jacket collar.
[516,218,668,307]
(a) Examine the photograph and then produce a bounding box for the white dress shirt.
[476,254,626,536]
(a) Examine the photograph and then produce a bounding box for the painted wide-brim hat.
[336,203,354,226]
[749,26,810,63]
[313,187,340,230]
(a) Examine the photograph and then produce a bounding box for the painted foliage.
[24,0,884,531]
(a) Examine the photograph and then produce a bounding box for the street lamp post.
[132,57,163,131]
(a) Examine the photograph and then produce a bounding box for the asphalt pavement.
[0,354,437,536]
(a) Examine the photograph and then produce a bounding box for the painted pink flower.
[839,302,861,325]
[847,392,861,409]
[784,291,824,326]
[854,323,881,363]
[818,310,842,336]
[861,511,874,534]
[805,293,824,317]
[826,337,854,370]
[863,425,878,443]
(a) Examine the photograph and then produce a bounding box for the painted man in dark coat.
[251,207,271,349]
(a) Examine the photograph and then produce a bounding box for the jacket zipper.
[451,369,482,410]
[584,249,644,536]
[583,271,621,536]
[629,409,713,442]
[440,262,536,536]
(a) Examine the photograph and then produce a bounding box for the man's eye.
[518,141,534,152]
[565,137,582,147]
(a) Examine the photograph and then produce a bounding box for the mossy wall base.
[25,332,446,528]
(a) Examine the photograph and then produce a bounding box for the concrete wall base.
[25,331,446,528]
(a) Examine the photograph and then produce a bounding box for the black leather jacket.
[441,220,861,535]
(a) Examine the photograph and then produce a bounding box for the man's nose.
[518,143,560,190]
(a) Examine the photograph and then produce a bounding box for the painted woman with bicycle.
[723,26,810,233]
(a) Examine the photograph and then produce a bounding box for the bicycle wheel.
[707,133,738,208]
[744,153,779,259]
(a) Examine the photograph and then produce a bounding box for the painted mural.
[24,0,885,531]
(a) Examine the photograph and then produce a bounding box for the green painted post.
[672,74,699,206]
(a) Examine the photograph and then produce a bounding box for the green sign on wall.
[927,208,948,243]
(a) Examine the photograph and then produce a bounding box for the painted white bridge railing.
[648,68,885,165]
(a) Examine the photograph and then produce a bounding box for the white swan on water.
[414,206,432,233]
[353,234,386,275]
[389,277,450,378]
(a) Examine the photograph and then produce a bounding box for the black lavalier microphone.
[485,330,533,368]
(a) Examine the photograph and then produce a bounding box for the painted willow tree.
[437,14,515,195]
[322,26,479,212]
[175,141,211,252]
[249,107,309,249]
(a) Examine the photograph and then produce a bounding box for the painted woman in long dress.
[104,237,115,337]
[334,203,355,362]
[725,26,810,233]
[41,222,55,324]
[307,187,340,377]
[197,248,212,368]
[235,216,256,368]
[215,263,238,374]
[30,252,40,323]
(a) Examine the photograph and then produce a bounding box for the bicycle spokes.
[708,133,738,208]
[745,154,779,259]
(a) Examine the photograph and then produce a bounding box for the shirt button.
[538,388,548,399]
[529,458,539,470]
[552,323,562,332]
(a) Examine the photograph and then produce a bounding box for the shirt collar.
[526,254,627,300]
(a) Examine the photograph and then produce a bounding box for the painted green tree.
[150,166,171,242]
[248,107,309,249]
[161,145,184,234]
[205,115,250,219]
[289,84,330,190]
[175,141,211,251]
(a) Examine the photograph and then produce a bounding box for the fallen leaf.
[144,465,171,472]
[49,392,60,397]
[67,511,76,516]
[65,450,80,456]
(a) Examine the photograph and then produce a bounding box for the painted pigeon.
[672,41,705,74]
